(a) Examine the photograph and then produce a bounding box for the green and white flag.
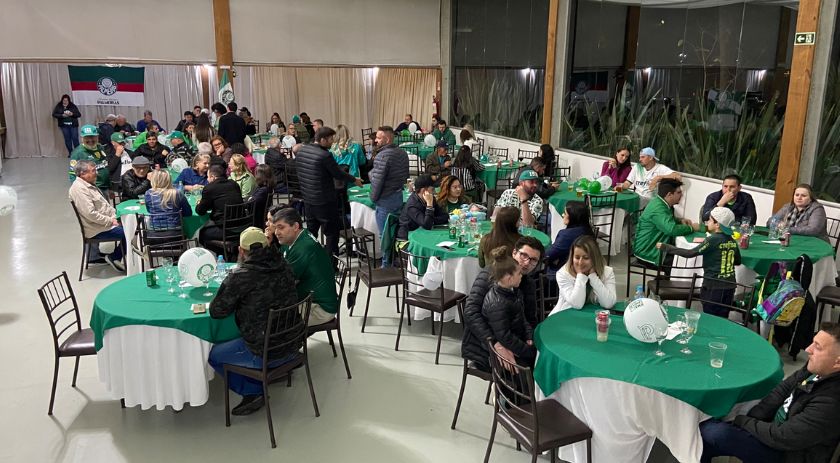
[68,65,145,106]
[219,69,234,105]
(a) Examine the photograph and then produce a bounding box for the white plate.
[124,206,141,211]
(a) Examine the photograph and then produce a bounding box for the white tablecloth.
[97,325,215,411]
[550,204,626,256]
[408,256,475,322]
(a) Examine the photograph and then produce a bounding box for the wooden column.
[212,0,234,90]
[774,0,820,210]
[541,0,560,144]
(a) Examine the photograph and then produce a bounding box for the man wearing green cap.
[292,115,310,144]
[166,130,194,165]
[70,125,111,192]
[494,169,544,227]
[105,132,134,186]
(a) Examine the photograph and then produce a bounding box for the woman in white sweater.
[550,235,617,316]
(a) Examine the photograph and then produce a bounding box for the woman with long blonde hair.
[550,235,616,315]
[144,169,192,231]
[330,124,366,177]
[230,154,256,199]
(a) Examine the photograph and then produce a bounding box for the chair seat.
[59,328,96,357]
[499,399,592,452]
[307,317,338,333]
[648,279,700,301]
[360,267,403,287]
[405,288,466,312]
[817,286,840,306]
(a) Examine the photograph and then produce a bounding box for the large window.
[560,0,796,189]
[812,5,840,201]
[450,0,549,142]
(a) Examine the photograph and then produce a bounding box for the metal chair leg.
[395,298,406,351]
[71,356,80,387]
[435,315,445,365]
[224,369,231,427]
[263,382,276,448]
[361,286,372,333]
[483,415,499,463]
[336,327,352,379]
[47,356,59,415]
[303,357,320,417]
[450,361,468,429]
[326,330,337,357]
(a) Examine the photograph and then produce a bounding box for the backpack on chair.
[755,261,806,327]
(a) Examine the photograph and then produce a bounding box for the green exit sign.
[794,32,816,45]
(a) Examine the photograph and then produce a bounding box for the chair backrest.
[535,267,557,322]
[221,201,255,241]
[404,145,422,175]
[447,144,456,157]
[476,137,485,156]
[517,149,539,162]
[488,147,509,160]
[110,181,122,206]
[686,273,757,326]
[284,160,303,200]
[551,166,571,183]
[69,201,89,241]
[146,238,198,269]
[361,128,373,142]
[827,217,840,256]
[486,339,540,443]
[334,253,349,300]
[654,248,704,287]
[37,272,82,354]
[398,249,448,306]
[353,232,378,276]
[493,167,515,193]
[145,211,184,232]
[261,293,312,374]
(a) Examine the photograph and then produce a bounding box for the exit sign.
[794,32,816,45]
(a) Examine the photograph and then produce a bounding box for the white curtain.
[1,62,203,158]
[374,68,437,132]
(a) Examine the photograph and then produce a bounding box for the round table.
[347,184,411,254]
[548,183,641,256]
[477,160,526,190]
[405,222,550,321]
[397,142,435,160]
[90,268,239,410]
[534,304,783,463]
[115,194,209,275]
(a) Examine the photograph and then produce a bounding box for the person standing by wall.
[53,94,81,156]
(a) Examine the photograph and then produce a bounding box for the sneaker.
[231,395,265,416]
[104,255,126,272]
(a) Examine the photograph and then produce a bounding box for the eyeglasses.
[516,250,539,264]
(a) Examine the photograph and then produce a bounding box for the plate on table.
[124,206,141,211]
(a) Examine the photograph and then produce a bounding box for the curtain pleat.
[374,68,437,133]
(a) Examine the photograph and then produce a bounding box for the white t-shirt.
[625,162,673,201]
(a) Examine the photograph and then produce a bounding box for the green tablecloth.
[398,142,435,160]
[347,184,410,209]
[534,305,784,418]
[548,182,641,215]
[683,229,835,276]
[115,194,209,239]
[89,268,240,351]
[478,161,526,190]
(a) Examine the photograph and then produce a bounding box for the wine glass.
[653,301,669,357]
[679,311,701,354]
[162,258,176,294]
[177,279,189,299]
[199,269,214,297]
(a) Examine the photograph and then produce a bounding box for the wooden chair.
[487,147,509,161]
[306,254,352,379]
[395,250,466,364]
[351,232,403,332]
[517,149,539,162]
[70,200,124,281]
[585,192,618,265]
[145,238,198,269]
[223,294,319,448]
[205,201,255,262]
[686,274,757,328]
[37,271,96,415]
[648,248,704,303]
[484,340,592,463]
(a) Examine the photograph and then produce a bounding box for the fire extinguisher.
[432,94,440,118]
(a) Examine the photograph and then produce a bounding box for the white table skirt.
[97,325,215,411]
[408,256,475,323]
[550,204,626,256]
[120,213,202,276]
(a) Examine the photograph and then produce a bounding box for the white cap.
[710,207,735,228]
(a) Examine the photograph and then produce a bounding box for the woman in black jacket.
[52,94,81,156]
[250,165,275,227]
[480,246,536,369]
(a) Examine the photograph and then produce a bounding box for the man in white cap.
[621,146,680,207]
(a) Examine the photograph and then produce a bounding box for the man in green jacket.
[633,178,699,266]
[432,119,456,146]
[272,206,337,326]
[69,125,111,192]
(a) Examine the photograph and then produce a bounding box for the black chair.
[306,255,352,379]
[487,147,509,161]
[686,274,757,328]
[476,138,486,156]
[70,201,124,281]
[109,181,123,207]
[37,271,96,415]
[395,250,467,364]
[205,201,255,261]
[550,166,572,183]
[517,149,539,162]
[625,210,653,297]
[351,233,403,332]
[816,287,840,326]
[536,266,560,322]
[484,340,592,463]
[360,128,373,142]
[648,248,704,303]
[404,145,423,176]
[450,357,492,430]
[486,168,516,209]
[131,212,185,272]
[146,238,198,269]
[585,192,618,265]
[223,293,319,448]
[827,217,840,256]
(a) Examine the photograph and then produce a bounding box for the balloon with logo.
[170,158,189,173]
[596,175,613,193]
[178,247,217,287]
[408,122,419,133]
[424,134,437,147]
[623,298,669,343]
[0,186,18,216]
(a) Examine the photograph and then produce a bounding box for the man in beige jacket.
[69,159,125,272]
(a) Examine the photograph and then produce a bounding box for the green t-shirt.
[694,232,741,285]
[69,144,110,189]
[281,231,338,313]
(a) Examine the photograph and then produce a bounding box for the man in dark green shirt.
[658,207,741,318]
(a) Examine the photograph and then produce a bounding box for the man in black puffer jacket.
[295,126,362,257]
[462,236,544,371]
[120,156,152,200]
[700,322,840,463]
[369,126,409,239]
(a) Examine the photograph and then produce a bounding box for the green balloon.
[588,182,601,194]
[578,178,590,189]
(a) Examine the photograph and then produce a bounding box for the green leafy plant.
[812,64,840,202]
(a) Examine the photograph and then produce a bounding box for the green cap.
[170,130,185,140]
[80,125,98,137]
[110,132,125,143]
[519,169,540,182]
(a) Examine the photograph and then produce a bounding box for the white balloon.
[408,122,418,133]
[597,175,613,192]
[178,247,217,287]
[270,123,279,135]
[0,186,17,216]
[623,298,668,343]
[423,134,437,147]
[170,158,189,173]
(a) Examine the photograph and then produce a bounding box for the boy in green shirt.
[658,207,741,318]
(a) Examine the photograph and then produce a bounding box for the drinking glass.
[709,342,728,368]
[653,323,668,357]
[162,258,176,294]
[199,271,213,297]
[177,279,189,299]
[679,311,701,354]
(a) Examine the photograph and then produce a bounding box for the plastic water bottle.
[215,255,226,282]
[176,181,184,194]
[633,284,644,301]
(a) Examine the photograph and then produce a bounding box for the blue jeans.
[60,125,79,155]
[700,419,783,463]
[89,226,125,262]
[208,337,300,397]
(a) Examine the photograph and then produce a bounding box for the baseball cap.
[519,169,540,182]
[131,156,151,166]
[292,115,301,123]
[240,226,268,250]
[435,139,448,149]
[710,207,737,236]
[80,125,98,137]
[170,130,185,140]
[110,132,126,143]
[640,147,658,160]
[413,175,435,190]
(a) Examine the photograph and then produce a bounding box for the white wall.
[0,0,216,62]
[229,0,441,66]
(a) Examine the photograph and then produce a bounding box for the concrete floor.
[0,157,805,462]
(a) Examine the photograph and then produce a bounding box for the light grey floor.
[0,157,805,463]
